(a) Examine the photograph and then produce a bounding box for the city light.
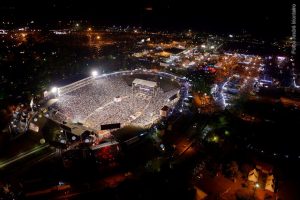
[0,4,295,199]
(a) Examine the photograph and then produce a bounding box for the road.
[0,144,56,182]
[0,144,50,169]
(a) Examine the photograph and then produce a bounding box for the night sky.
[0,0,295,38]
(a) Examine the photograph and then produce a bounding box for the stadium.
[46,69,186,134]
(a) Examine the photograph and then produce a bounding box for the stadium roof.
[46,98,58,107]
[61,121,93,136]
[132,78,157,88]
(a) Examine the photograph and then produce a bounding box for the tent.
[265,175,275,192]
[248,169,259,182]
[194,186,208,200]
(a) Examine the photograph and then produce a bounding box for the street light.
[91,70,98,77]
[51,87,58,93]
[253,183,260,198]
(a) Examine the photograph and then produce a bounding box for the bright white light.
[293,79,300,88]
[51,87,58,93]
[91,70,98,77]
[210,45,215,49]
[201,44,206,48]
[277,56,285,61]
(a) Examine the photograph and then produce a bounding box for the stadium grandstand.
[47,70,184,131]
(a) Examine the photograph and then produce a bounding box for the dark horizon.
[0,0,294,38]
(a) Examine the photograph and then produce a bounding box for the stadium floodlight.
[51,87,58,93]
[91,70,98,77]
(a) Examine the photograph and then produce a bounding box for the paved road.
[0,144,50,169]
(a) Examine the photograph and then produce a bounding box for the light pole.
[51,87,59,98]
[253,183,259,199]
[91,70,98,78]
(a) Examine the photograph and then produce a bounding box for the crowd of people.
[50,72,181,129]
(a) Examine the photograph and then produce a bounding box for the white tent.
[266,174,274,181]
[248,169,259,182]
[265,175,275,192]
